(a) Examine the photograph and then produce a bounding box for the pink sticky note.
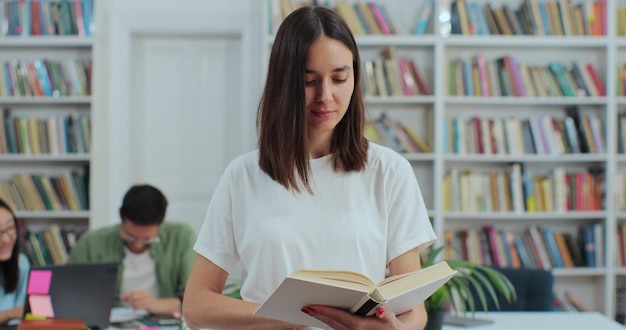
[27,270,52,295]
[29,295,54,317]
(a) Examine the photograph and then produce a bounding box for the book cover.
[254,261,456,329]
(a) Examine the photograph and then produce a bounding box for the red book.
[473,117,484,154]
[30,1,41,35]
[408,59,431,95]
[575,171,583,211]
[398,58,417,96]
[369,2,391,35]
[74,0,85,36]
[585,63,605,96]
[485,225,502,267]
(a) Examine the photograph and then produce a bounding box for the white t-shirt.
[194,143,436,305]
[120,247,159,299]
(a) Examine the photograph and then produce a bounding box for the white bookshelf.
[0,4,94,234]
[264,0,625,320]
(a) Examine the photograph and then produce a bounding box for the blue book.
[82,0,95,36]
[581,225,596,267]
[462,59,474,96]
[500,229,514,266]
[413,0,433,35]
[542,227,564,268]
[538,2,551,35]
[33,60,53,96]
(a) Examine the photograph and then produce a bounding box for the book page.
[291,269,375,290]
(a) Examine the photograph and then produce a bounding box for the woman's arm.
[182,254,305,330]
[0,306,23,324]
[388,247,428,329]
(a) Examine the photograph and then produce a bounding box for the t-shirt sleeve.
[386,156,436,263]
[194,164,239,274]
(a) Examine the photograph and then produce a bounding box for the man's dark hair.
[119,184,168,226]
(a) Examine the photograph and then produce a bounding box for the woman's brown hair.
[257,6,368,193]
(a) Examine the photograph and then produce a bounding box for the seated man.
[68,184,196,315]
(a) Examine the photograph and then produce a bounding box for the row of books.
[362,47,431,97]
[448,55,605,97]
[443,164,605,213]
[365,113,431,154]
[444,224,602,270]
[451,0,606,36]
[23,224,85,266]
[0,110,90,154]
[0,59,91,98]
[0,170,88,211]
[1,0,94,37]
[443,112,605,155]
[272,1,411,35]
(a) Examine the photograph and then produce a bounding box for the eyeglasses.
[0,225,16,239]
[119,229,160,246]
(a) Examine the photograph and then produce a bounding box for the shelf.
[443,35,610,48]
[266,34,438,47]
[443,211,607,221]
[0,36,94,47]
[444,96,607,105]
[403,153,435,162]
[16,210,90,219]
[444,154,607,163]
[354,35,437,46]
[552,267,608,277]
[0,96,92,105]
[0,154,90,162]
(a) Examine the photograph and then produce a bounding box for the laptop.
[22,262,118,329]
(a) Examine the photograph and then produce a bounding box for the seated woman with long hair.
[0,199,29,323]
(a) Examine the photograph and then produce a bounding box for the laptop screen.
[23,262,118,329]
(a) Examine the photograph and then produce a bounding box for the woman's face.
[0,208,16,261]
[304,37,355,140]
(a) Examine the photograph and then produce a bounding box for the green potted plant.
[422,246,518,330]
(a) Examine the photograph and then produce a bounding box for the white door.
[91,0,262,231]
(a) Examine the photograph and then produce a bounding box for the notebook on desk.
[22,262,118,329]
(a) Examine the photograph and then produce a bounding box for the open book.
[254,261,456,329]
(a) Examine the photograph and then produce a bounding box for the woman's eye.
[334,78,348,83]
[305,80,316,85]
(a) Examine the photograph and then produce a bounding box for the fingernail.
[377,307,385,317]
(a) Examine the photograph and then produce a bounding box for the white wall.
[91,0,262,231]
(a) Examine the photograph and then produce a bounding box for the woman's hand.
[301,305,414,330]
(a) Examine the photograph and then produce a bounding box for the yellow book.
[254,261,456,329]
[456,0,471,34]
[400,123,431,153]
[472,66,481,96]
[335,2,365,35]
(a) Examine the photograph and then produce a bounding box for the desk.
[443,312,625,330]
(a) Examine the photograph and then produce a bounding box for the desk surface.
[443,312,625,330]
